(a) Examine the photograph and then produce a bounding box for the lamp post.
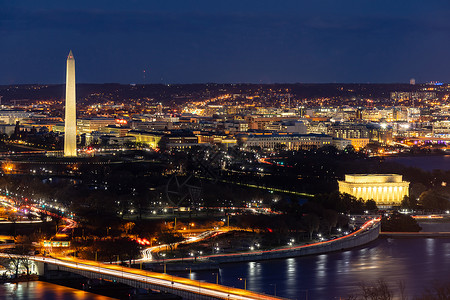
[161,253,166,273]
[212,272,219,284]
[269,283,277,296]
[239,277,246,290]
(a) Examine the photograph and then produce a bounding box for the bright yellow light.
[2,162,14,173]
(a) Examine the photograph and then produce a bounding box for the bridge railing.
[0,254,285,300]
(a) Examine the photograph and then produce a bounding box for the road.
[149,218,381,264]
[0,254,284,300]
[139,229,225,262]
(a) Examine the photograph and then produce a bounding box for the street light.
[161,253,167,273]
[239,277,246,290]
[212,272,219,284]
[300,289,308,300]
[269,283,276,296]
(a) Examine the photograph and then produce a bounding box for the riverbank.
[147,219,380,267]
[380,232,450,238]
[0,274,39,284]
[210,219,380,263]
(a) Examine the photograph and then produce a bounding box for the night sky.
[2,0,450,84]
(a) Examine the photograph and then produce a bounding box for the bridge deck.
[30,255,284,300]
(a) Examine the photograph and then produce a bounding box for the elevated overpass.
[3,254,284,300]
[0,235,15,249]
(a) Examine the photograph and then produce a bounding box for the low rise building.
[332,138,352,150]
[245,133,332,151]
[77,118,116,134]
[126,130,164,148]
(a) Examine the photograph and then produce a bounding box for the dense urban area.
[0,82,449,299]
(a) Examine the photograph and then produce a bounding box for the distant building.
[0,110,36,125]
[332,138,352,150]
[126,130,164,148]
[102,125,131,137]
[264,120,307,134]
[196,132,237,147]
[390,91,437,103]
[329,124,369,139]
[223,120,248,132]
[338,174,409,206]
[245,133,332,151]
[307,122,328,135]
[329,123,392,145]
[433,121,450,137]
[245,116,298,130]
[0,124,16,136]
[347,138,370,150]
[159,131,199,150]
[77,118,116,134]
[99,135,136,146]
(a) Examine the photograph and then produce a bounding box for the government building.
[338,174,409,206]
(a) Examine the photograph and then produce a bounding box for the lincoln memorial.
[338,174,409,206]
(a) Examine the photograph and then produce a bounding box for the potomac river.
[188,236,450,299]
[1,222,449,300]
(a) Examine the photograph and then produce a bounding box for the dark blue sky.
[1,0,450,84]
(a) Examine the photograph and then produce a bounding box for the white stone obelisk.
[64,50,77,157]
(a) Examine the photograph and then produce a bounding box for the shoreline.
[145,219,381,267]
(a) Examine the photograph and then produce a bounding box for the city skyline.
[1,2,450,299]
[2,1,450,84]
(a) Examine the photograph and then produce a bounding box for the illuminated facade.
[64,51,77,157]
[245,133,332,150]
[338,174,409,206]
[77,118,116,134]
[126,130,163,148]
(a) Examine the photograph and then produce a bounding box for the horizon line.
[0,82,440,86]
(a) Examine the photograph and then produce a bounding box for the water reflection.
[0,281,113,300]
[426,238,435,257]
[188,238,450,299]
[315,254,327,289]
[286,258,296,281]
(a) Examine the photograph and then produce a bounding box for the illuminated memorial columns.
[338,174,409,206]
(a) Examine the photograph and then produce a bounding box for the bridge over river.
[2,254,284,300]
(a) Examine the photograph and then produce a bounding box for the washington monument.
[64,50,77,157]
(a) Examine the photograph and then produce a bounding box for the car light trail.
[0,254,283,300]
[157,217,381,262]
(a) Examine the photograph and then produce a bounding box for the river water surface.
[385,155,450,171]
[189,237,450,299]
[1,225,449,300]
[0,281,113,300]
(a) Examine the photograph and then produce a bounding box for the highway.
[139,229,224,262]
[0,254,284,300]
[144,218,381,264]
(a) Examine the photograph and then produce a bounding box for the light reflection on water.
[0,281,113,300]
[188,238,450,299]
[1,239,448,299]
